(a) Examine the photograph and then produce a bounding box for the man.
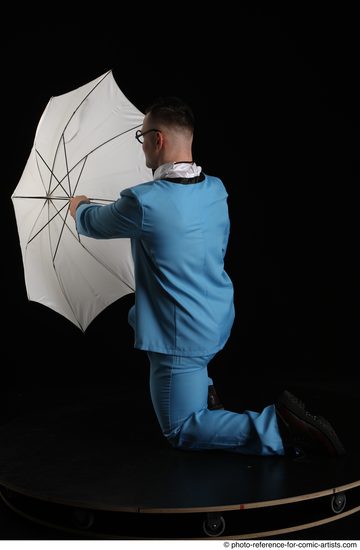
[70,97,345,458]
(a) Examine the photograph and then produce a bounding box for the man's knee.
[167,435,187,450]
[165,430,195,451]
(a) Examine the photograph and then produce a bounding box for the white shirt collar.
[153,162,202,180]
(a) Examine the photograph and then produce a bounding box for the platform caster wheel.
[71,508,95,530]
[202,513,226,537]
[330,492,346,514]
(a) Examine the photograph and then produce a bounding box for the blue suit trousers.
[147,352,285,456]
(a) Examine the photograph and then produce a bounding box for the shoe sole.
[276,391,346,456]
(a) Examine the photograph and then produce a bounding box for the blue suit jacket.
[76,174,235,356]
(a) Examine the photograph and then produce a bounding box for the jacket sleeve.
[75,189,142,239]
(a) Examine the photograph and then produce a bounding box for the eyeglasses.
[135,128,160,144]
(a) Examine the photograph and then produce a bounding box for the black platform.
[0,388,359,539]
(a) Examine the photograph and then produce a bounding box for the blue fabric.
[148,352,285,456]
[76,175,235,356]
[75,173,285,455]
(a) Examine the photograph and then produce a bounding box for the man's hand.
[69,195,90,219]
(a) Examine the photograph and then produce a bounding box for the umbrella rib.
[46,125,64,197]
[72,231,135,293]
[52,203,71,262]
[27,201,69,245]
[77,234,135,292]
[47,205,83,331]
[46,226,134,332]
[39,123,141,202]
[49,131,136,288]
[29,124,136,249]
[36,149,70,197]
[13,192,112,248]
[13,196,71,200]
[44,121,139,285]
[82,124,142,161]
[62,135,72,196]
[56,124,142,193]
[51,157,88,260]
[72,156,88,197]
[44,71,113,200]
[40,199,135,292]
[14,71,145,332]
[76,234,135,292]
[34,146,48,195]
[62,70,112,137]
[64,217,135,292]
[41,70,111,199]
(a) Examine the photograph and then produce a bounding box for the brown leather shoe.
[275,390,346,457]
[208,385,224,410]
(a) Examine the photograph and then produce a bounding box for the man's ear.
[156,130,164,149]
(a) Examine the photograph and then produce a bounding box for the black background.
[3,13,359,396]
[1,9,359,539]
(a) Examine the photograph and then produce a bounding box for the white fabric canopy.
[12,71,152,331]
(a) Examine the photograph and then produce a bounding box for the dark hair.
[145,96,194,132]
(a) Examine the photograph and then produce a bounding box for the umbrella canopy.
[12,70,152,331]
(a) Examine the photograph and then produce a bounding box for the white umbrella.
[11,70,152,331]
